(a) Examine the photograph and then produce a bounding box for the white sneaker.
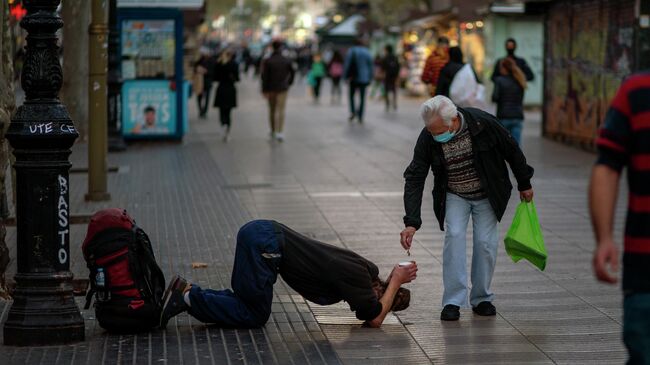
[275,132,284,142]
[268,131,276,141]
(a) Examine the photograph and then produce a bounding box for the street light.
[3,0,84,346]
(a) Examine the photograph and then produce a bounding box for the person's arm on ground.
[366,264,417,328]
[589,165,621,283]
[401,128,433,250]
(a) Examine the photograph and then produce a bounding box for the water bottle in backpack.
[95,267,111,302]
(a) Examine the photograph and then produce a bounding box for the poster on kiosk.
[117,0,202,139]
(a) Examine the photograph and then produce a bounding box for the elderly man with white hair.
[400,95,534,321]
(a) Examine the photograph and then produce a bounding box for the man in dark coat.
[159,220,416,329]
[490,38,535,83]
[400,95,534,321]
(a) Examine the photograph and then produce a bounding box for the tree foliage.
[368,0,430,29]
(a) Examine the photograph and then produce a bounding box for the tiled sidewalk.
[1,76,628,364]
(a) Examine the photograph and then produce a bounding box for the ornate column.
[3,0,85,346]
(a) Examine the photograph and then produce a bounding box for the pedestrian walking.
[261,40,295,142]
[490,38,534,83]
[213,49,239,142]
[307,53,326,103]
[435,47,465,98]
[193,48,215,119]
[589,72,650,364]
[421,37,450,96]
[344,39,373,123]
[327,50,344,104]
[400,95,534,321]
[492,57,527,145]
[381,44,400,112]
[369,54,385,99]
[159,220,416,328]
[241,42,253,75]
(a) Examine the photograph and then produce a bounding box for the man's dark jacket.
[403,107,534,231]
[261,52,295,93]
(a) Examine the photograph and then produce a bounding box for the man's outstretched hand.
[390,262,418,284]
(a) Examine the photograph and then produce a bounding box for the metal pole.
[107,0,126,152]
[3,0,85,346]
[86,0,111,201]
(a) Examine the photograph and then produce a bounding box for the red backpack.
[82,208,166,333]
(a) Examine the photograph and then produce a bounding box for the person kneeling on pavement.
[160,220,416,328]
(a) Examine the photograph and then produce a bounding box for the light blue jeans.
[442,193,499,308]
[498,119,523,146]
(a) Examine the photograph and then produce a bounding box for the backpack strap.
[84,287,95,310]
[134,227,166,307]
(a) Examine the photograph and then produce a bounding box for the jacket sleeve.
[492,78,500,103]
[287,60,295,86]
[232,62,240,82]
[343,50,351,79]
[490,60,500,82]
[421,55,434,83]
[487,111,534,190]
[435,66,450,96]
[403,128,432,229]
[518,58,535,81]
[260,59,268,91]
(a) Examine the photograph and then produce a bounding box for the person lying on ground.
[159,219,416,328]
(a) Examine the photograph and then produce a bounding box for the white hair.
[420,96,457,127]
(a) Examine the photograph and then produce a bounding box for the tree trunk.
[61,0,90,142]
[0,1,15,299]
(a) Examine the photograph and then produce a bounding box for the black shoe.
[472,301,496,316]
[159,275,190,328]
[440,304,460,321]
[348,115,356,123]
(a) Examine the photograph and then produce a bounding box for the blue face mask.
[432,129,456,143]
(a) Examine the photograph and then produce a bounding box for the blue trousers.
[624,292,650,364]
[349,82,368,120]
[498,118,523,146]
[442,193,499,308]
[187,220,282,327]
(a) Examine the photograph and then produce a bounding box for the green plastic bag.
[504,200,547,271]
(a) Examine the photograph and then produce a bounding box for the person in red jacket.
[421,37,449,96]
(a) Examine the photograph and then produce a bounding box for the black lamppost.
[3,0,85,346]
[107,0,126,152]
